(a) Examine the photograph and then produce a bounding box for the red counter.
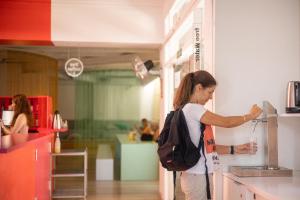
[0,132,54,200]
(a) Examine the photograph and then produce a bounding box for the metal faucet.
[261,101,279,170]
[230,101,293,176]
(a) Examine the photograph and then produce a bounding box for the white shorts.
[180,172,213,200]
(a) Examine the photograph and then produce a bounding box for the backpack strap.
[173,171,176,200]
[199,123,211,200]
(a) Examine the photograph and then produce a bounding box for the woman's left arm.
[9,114,27,134]
[215,143,256,155]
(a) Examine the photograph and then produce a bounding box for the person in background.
[174,70,262,200]
[138,118,153,141]
[0,94,33,134]
[139,118,152,134]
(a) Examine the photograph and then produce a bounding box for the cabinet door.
[246,190,269,200]
[0,144,36,200]
[223,176,246,200]
[35,138,52,200]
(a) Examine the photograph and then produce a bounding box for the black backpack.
[157,107,211,200]
[157,107,206,171]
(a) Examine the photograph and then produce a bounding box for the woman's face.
[196,85,216,105]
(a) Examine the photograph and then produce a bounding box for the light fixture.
[132,56,155,79]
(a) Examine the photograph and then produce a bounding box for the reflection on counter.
[0,132,52,153]
[1,134,29,149]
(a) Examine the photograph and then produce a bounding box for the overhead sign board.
[65,58,84,77]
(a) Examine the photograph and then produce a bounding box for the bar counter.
[0,132,53,153]
[0,132,54,200]
[114,134,158,181]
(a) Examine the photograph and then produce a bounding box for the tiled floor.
[85,180,161,200]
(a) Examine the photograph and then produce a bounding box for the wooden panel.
[0,63,8,95]
[0,50,58,110]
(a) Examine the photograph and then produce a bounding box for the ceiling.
[0,45,160,73]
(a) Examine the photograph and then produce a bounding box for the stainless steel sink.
[230,166,293,177]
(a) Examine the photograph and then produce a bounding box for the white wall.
[214,0,300,199]
[140,77,161,122]
[51,0,163,47]
[214,0,300,169]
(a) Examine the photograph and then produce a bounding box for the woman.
[174,70,262,200]
[0,94,33,134]
[139,118,154,141]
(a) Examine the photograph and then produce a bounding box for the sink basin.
[230,166,293,177]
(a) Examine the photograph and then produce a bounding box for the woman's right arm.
[0,119,12,134]
[200,104,262,128]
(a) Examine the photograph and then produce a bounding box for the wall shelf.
[279,113,300,117]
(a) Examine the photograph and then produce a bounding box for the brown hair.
[173,70,217,109]
[11,94,34,127]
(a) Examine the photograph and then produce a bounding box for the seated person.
[0,94,33,134]
[138,118,153,141]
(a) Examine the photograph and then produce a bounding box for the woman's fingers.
[236,143,257,154]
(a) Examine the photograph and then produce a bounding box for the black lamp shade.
[144,60,154,71]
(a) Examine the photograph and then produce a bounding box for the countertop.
[0,132,54,153]
[224,171,300,200]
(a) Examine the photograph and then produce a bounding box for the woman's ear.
[197,84,203,92]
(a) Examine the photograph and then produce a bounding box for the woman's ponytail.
[173,72,194,109]
[173,70,217,109]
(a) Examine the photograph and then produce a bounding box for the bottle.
[54,132,61,153]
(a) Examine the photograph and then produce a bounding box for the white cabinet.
[223,176,271,200]
[223,176,248,200]
[253,194,269,200]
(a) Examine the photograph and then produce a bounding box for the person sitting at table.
[138,118,154,141]
[0,94,33,134]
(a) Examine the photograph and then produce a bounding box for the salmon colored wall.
[0,0,52,45]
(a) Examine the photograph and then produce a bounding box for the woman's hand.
[248,104,262,120]
[0,119,4,128]
[235,143,257,154]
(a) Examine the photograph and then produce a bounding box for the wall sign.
[65,58,84,77]
[193,8,203,71]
